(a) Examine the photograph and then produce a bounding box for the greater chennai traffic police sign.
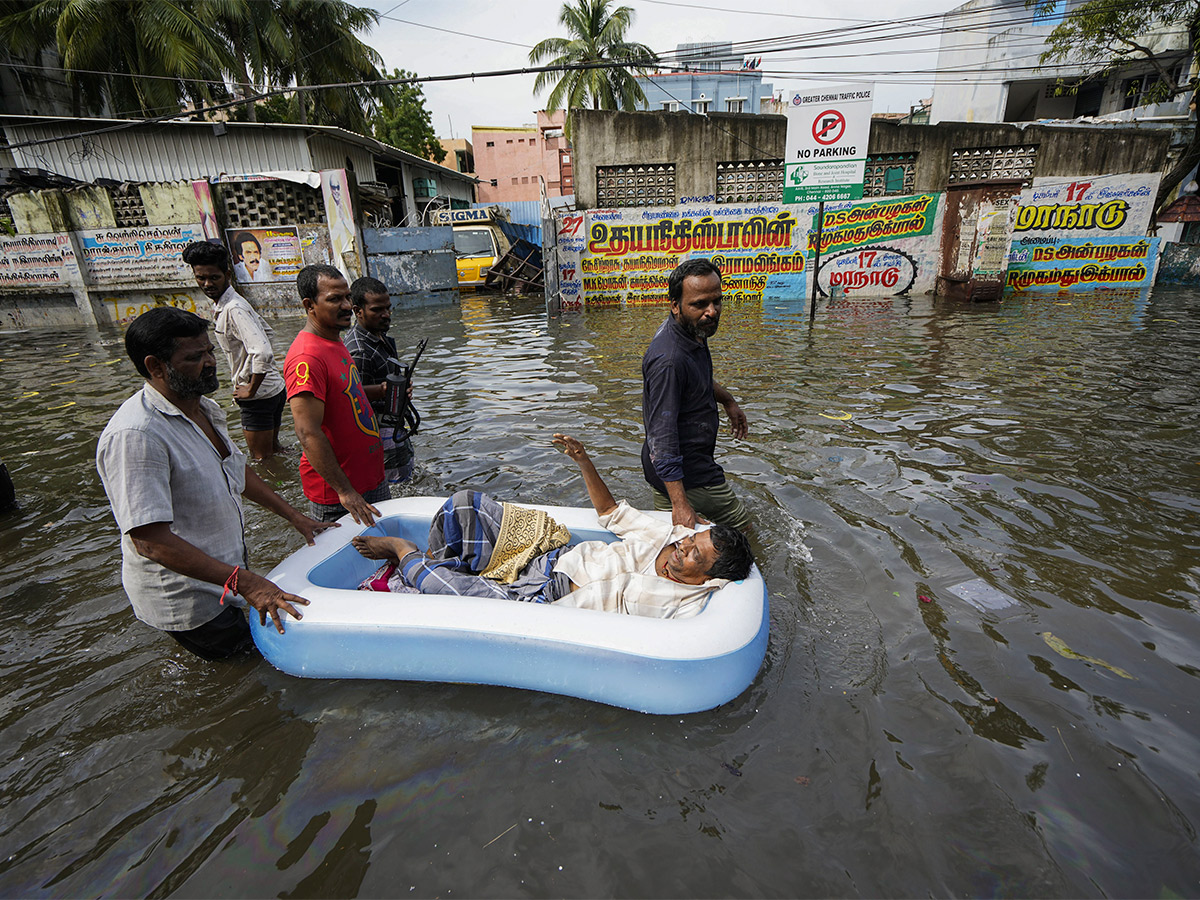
[784,84,874,203]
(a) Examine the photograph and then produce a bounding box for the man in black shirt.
[641,258,750,531]
[343,277,416,483]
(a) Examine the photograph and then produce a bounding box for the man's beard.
[680,316,719,341]
[166,364,219,397]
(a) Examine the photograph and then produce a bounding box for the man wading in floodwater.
[641,258,751,531]
[96,308,334,659]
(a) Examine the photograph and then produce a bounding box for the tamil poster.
[1012,173,1159,240]
[556,201,812,309]
[807,193,944,297]
[225,226,303,284]
[1005,236,1160,292]
[78,225,202,285]
[1006,173,1160,293]
[0,233,80,288]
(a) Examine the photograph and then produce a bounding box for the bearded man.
[97,307,333,659]
[641,258,751,532]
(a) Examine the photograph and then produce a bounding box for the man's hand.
[671,501,698,530]
[233,383,256,401]
[724,401,748,439]
[552,433,588,462]
[290,511,339,545]
[338,489,381,526]
[238,570,309,634]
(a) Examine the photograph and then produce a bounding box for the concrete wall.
[573,110,787,208]
[573,110,1173,207]
[139,182,204,226]
[1157,243,1200,283]
[869,120,1172,189]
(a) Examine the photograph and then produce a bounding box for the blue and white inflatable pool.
[253,497,768,714]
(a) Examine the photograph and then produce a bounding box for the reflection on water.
[1,287,1198,896]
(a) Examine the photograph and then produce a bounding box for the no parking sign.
[784,84,874,202]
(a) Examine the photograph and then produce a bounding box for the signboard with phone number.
[784,84,874,203]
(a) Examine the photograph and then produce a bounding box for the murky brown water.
[1,286,1198,897]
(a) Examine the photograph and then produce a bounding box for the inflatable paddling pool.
[253,497,768,714]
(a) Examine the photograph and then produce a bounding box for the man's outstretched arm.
[552,433,618,517]
[290,391,380,526]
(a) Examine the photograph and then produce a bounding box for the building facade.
[472,110,573,204]
[636,42,773,115]
[930,0,1193,124]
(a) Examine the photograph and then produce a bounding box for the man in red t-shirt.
[285,264,387,525]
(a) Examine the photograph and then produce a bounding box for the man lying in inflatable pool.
[351,433,754,618]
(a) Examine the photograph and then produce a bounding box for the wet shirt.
[641,315,723,491]
[553,501,728,618]
[212,285,285,399]
[284,330,383,504]
[342,322,396,417]
[96,384,248,631]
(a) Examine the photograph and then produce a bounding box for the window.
[725,98,745,113]
[486,141,494,147]
[596,163,676,208]
[716,160,783,203]
[1122,62,1185,109]
[947,145,1037,183]
[507,139,514,144]
[694,100,710,114]
[864,153,918,197]
[660,101,679,112]
[521,177,529,184]
[511,177,519,185]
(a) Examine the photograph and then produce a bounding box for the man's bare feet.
[352,534,418,560]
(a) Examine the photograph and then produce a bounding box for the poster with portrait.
[321,169,357,277]
[224,226,303,284]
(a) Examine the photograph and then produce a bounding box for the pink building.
[471,110,573,205]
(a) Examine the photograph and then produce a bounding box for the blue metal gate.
[363,227,457,294]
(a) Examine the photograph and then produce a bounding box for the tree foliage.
[0,0,393,131]
[370,68,446,163]
[1032,0,1200,212]
[528,0,656,137]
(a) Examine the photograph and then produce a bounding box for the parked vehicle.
[429,208,512,289]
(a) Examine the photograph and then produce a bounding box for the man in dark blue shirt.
[641,258,750,531]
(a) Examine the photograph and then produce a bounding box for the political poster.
[0,234,80,288]
[556,201,813,309]
[805,193,944,296]
[225,226,303,284]
[1012,173,1160,240]
[1005,236,1160,292]
[784,84,874,203]
[78,225,202,285]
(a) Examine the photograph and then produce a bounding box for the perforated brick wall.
[219,180,326,228]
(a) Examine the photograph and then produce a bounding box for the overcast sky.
[362,0,960,139]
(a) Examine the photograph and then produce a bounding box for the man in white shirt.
[351,434,754,618]
[96,307,334,659]
[183,240,287,459]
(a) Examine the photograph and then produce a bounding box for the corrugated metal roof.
[0,115,478,186]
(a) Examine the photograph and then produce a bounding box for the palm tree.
[0,0,233,116]
[528,0,657,135]
[0,0,393,130]
[275,0,393,131]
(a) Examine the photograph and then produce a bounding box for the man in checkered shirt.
[343,276,417,483]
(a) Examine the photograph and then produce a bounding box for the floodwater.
[1,286,1198,898]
